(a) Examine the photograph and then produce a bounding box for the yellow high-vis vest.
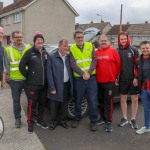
[5,44,30,80]
[70,42,96,77]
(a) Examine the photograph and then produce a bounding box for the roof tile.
[0,0,34,15]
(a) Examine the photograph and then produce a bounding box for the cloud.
[4,0,150,25]
[68,0,150,25]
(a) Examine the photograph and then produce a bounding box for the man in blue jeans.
[5,31,30,128]
[134,41,150,134]
[70,29,98,132]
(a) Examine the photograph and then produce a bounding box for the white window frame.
[6,16,10,25]
[13,13,21,23]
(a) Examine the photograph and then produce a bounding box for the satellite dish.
[0,116,4,139]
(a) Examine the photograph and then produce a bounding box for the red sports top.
[96,45,121,83]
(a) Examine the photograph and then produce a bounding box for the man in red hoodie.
[96,34,121,132]
[117,31,139,129]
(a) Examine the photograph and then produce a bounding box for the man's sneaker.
[15,118,21,128]
[129,119,138,129]
[105,122,113,132]
[91,123,97,132]
[97,118,105,125]
[136,126,150,134]
[28,124,33,133]
[32,116,37,123]
[71,120,79,128]
[118,118,128,127]
[37,120,48,129]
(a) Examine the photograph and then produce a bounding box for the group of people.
[0,26,150,135]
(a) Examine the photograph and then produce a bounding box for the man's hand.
[83,73,90,80]
[51,90,56,94]
[133,78,138,87]
[115,79,119,86]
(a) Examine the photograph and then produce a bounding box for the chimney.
[0,2,3,10]
[14,0,20,3]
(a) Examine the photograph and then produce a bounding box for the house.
[0,0,78,46]
[107,22,150,48]
[75,21,112,34]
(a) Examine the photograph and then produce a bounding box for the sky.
[3,0,150,25]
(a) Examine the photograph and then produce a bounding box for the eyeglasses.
[14,36,23,38]
[76,36,84,39]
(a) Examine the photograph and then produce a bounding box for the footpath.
[0,87,44,150]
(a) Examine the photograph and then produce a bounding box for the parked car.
[4,43,122,119]
[84,27,102,43]
[44,43,123,119]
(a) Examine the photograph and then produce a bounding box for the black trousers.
[27,85,47,125]
[50,82,69,124]
[98,82,114,122]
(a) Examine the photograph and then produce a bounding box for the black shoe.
[49,123,58,130]
[97,118,105,125]
[15,118,21,128]
[32,116,37,123]
[129,119,138,129]
[28,124,33,133]
[71,120,79,128]
[105,122,113,132]
[36,120,48,129]
[60,122,69,129]
[118,118,128,127]
[91,123,97,132]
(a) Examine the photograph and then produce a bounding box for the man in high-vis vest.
[5,31,30,128]
[70,29,98,132]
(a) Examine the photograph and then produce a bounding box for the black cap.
[33,34,44,43]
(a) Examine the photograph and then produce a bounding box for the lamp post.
[97,14,103,23]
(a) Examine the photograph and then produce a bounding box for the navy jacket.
[47,51,73,102]
[0,44,4,80]
[0,43,8,80]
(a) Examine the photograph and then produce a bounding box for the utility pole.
[120,4,123,32]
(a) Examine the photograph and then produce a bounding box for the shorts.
[119,80,139,95]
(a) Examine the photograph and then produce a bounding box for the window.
[14,13,21,23]
[6,16,10,25]
[138,36,142,41]
[0,19,3,26]
[146,37,150,41]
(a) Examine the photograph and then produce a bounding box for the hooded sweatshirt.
[117,33,139,81]
[96,45,121,83]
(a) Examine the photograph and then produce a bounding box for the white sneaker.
[136,126,150,134]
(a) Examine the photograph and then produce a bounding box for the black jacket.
[118,45,139,81]
[136,54,150,93]
[19,46,49,86]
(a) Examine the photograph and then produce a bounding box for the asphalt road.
[20,93,150,150]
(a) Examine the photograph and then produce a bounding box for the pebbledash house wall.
[2,0,77,46]
[24,0,76,44]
